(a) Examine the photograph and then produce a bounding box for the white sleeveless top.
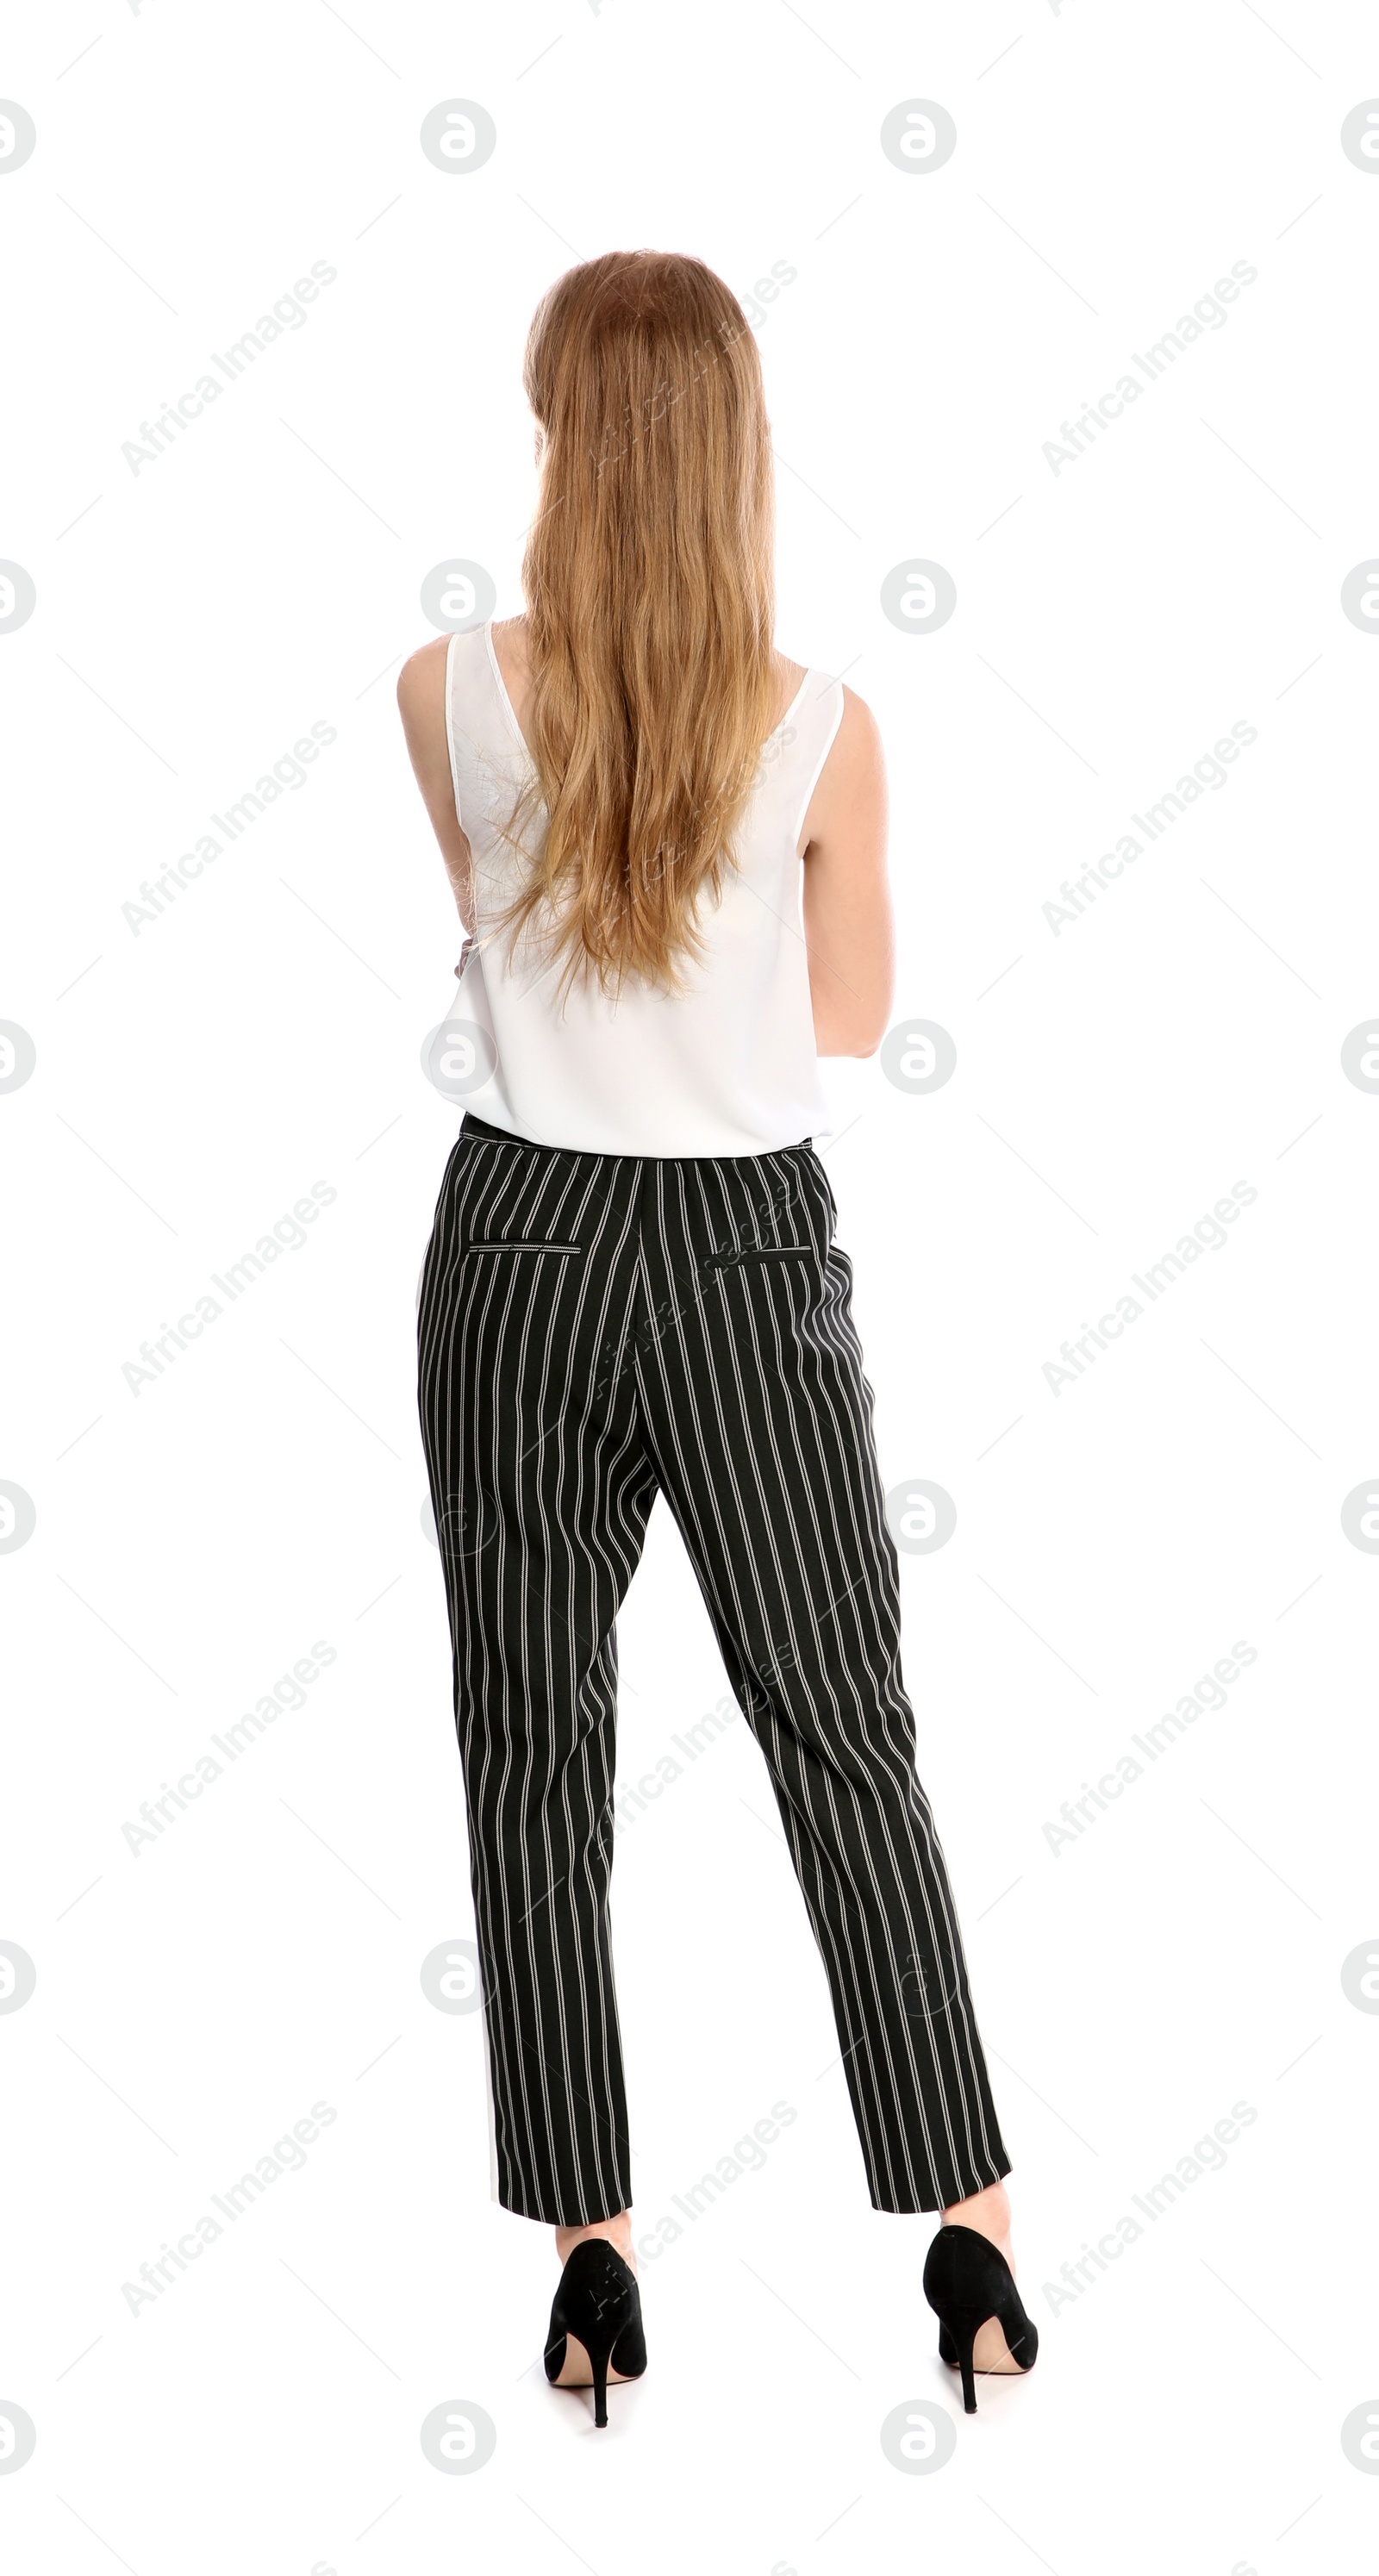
[437,621,845,1157]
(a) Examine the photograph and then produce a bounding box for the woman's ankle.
[554,2210,636,2273]
[941,2180,1012,2258]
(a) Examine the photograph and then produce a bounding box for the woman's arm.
[396,635,475,933]
[800,685,894,1057]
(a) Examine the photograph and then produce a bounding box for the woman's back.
[438,616,845,1156]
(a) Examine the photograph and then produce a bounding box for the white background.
[3,2,1377,2570]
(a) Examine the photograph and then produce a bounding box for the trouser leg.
[633,1140,1012,2214]
[417,1126,655,2224]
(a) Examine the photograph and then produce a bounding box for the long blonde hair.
[490,251,778,1001]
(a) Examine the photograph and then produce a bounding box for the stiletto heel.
[922,2223,1038,2416]
[950,2321,978,2417]
[544,2238,647,2429]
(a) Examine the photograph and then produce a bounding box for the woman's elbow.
[815,1008,891,1059]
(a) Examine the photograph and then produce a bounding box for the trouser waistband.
[459,1110,813,1162]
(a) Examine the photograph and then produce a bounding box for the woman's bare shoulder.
[396,632,450,726]
[779,657,882,750]
[834,679,883,752]
[808,675,884,772]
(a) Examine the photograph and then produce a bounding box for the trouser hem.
[868,2147,1014,2217]
[497,2186,633,2228]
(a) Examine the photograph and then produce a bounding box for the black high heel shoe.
[543,2239,647,2429]
[922,2223,1039,2415]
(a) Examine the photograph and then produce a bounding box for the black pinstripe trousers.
[416,1112,1012,2223]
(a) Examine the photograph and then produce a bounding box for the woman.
[399,250,1037,2428]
